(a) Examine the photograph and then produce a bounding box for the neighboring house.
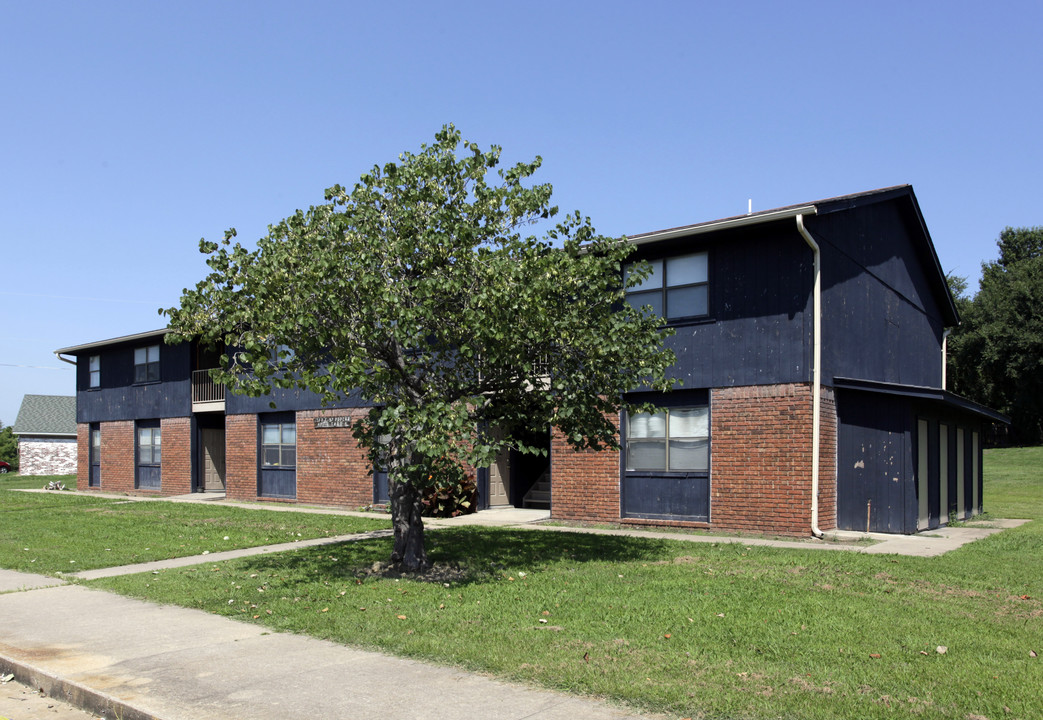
[12,395,78,475]
[54,185,1006,535]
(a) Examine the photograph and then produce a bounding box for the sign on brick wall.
[314,417,352,429]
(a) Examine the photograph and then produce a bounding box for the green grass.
[0,485,390,574]
[0,472,73,490]
[81,448,1043,720]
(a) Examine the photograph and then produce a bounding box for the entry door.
[488,447,511,507]
[200,428,226,492]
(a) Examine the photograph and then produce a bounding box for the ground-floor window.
[622,391,710,522]
[89,423,101,487]
[626,406,709,472]
[258,413,296,498]
[136,420,161,490]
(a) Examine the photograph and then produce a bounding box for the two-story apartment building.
[56,185,1006,536]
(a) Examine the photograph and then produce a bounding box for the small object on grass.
[936,646,948,654]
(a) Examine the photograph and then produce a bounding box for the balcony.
[192,369,225,412]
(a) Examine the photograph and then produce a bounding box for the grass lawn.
[0,472,72,491]
[0,479,390,574]
[12,453,1043,719]
[82,448,1043,719]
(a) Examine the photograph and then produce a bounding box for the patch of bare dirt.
[353,560,472,584]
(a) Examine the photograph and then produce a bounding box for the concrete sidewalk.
[0,577,651,720]
[0,494,1030,719]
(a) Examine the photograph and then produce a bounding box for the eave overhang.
[833,377,1010,425]
[54,328,172,356]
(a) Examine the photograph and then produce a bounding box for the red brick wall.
[548,383,839,537]
[550,417,622,523]
[76,424,90,490]
[225,413,257,502]
[160,416,192,495]
[817,387,838,532]
[296,409,374,507]
[98,420,135,493]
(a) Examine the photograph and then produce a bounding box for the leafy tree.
[0,423,18,470]
[947,226,1043,444]
[165,126,675,571]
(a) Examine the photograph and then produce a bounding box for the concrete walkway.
[0,493,1031,719]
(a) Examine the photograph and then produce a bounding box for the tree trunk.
[388,474,429,572]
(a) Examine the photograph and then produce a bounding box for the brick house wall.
[98,420,135,493]
[296,409,374,507]
[160,416,192,495]
[550,417,622,523]
[76,423,89,487]
[77,418,194,496]
[549,382,839,537]
[225,413,258,502]
[710,383,821,536]
[17,436,77,476]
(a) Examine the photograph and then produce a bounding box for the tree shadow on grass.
[234,527,676,587]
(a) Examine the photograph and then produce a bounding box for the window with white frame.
[261,420,296,468]
[625,252,709,320]
[626,406,709,472]
[134,345,160,383]
[89,355,100,388]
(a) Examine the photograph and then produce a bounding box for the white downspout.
[796,214,824,538]
[941,329,952,390]
[54,352,77,366]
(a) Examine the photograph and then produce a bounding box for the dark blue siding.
[227,386,371,414]
[75,340,192,422]
[137,465,162,490]
[812,206,947,387]
[258,468,296,498]
[632,223,812,389]
[622,474,709,522]
[836,390,915,533]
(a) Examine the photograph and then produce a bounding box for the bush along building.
[55,186,1007,535]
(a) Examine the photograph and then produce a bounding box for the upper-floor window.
[626,251,708,320]
[89,355,100,388]
[626,406,709,472]
[134,345,160,383]
[261,420,296,468]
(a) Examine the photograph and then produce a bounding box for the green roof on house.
[12,395,77,437]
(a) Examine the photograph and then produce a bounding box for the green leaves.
[164,123,675,514]
[948,226,1043,442]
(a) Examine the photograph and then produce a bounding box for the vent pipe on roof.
[748,199,752,215]
[796,214,824,539]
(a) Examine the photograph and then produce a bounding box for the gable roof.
[626,185,959,327]
[12,395,77,437]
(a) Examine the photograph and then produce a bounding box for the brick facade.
[549,383,839,537]
[77,418,193,496]
[16,436,77,476]
[225,413,258,502]
[296,409,375,507]
[550,418,622,523]
[97,420,135,493]
[160,416,193,495]
[71,383,839,535]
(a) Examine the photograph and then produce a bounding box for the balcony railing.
[192,369,225,410]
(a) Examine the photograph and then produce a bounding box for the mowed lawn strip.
[86,448,1043,720]
[0,484,390,574]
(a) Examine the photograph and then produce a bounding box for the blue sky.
[2,0,1041,426]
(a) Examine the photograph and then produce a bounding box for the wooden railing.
[192,369,225,405]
